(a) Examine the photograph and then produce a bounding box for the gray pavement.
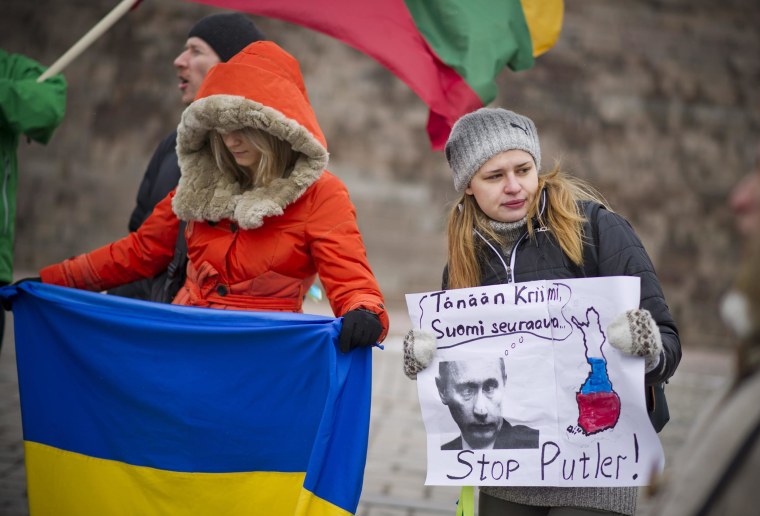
[0,308,735,515]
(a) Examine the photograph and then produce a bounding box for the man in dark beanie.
[177,13,265,105]
[109,12,265,302]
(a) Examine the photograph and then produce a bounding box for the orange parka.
[40,42,388,340]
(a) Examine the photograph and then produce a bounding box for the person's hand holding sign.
[403,328,437,379]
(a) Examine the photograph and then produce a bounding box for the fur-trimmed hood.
[173,42,329,229]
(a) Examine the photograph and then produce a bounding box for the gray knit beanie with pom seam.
[445,108,541,192]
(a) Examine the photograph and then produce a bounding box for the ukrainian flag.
[1,282,371,515]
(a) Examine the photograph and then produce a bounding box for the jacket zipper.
[474,228,513,282]
[474,189,549,284]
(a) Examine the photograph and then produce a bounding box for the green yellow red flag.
[189,0,563,149]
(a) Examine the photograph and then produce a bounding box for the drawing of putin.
[436,358,539,450]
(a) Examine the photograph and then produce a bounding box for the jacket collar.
[172,95,328,229]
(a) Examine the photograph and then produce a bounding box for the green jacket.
[0,49,66,283]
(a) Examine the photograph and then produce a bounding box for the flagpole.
[37,0,142,82]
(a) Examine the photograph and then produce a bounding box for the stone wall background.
[2,0,759,349]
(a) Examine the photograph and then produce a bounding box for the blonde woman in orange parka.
[40,42,388,352]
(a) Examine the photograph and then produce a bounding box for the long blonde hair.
[446,165,608,289]
[209,128,300,189]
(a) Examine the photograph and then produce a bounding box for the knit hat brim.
[188,13,265,62]
[445,108,541,192]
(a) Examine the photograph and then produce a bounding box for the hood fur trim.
[173,95,328,229]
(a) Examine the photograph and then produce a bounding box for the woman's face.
[465,150,539,223]
[221,130,262,169]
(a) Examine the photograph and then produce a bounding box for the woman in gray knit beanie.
[403,107,681,516]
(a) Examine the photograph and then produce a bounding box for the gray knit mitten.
[403,329,437,380]
[607,309,663,373]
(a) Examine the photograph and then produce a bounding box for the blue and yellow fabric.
[1,282,371,515]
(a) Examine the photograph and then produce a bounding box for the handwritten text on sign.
[406,277,664,487]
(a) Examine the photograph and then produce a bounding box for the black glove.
[339,309,383,353]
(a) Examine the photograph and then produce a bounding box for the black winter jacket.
[128,130,181,232]
[109,130,183,301]
[443,193,680,387]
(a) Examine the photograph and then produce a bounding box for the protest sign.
[406,276,664,487]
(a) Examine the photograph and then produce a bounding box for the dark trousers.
[479,491,624,516]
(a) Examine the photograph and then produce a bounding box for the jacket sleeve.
[0,50,66,144]
[595,208,681,385]
[40,192,179,291]
[305,174,388,342]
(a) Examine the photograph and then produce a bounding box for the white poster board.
[405,277,664,487]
